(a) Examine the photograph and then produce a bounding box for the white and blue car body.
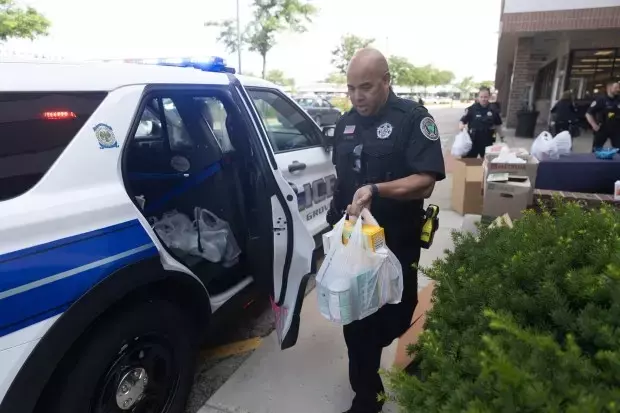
[0,57,336,413]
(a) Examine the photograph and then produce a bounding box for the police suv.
[0,57,336,413]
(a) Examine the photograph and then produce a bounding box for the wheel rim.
[92,334,179,413]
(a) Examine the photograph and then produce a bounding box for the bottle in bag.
[327,278,354,324]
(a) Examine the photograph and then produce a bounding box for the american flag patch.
[344,125,356,134]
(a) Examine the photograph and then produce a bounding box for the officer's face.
[478,91,490,106]
[346,69,390,117]
[610,82,620,96]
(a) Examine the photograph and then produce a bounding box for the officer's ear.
[384,71,391,86]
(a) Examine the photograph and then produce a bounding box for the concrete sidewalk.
[199,178,462,413]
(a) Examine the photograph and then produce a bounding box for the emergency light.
[124,56,236,74]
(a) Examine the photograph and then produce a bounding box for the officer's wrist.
[369,184,380,198]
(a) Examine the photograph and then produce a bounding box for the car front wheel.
[38,299,198,413]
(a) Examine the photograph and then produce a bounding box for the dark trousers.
[592,125,620,151]
[463,130,494,159]
[343,243,420,413]
[554,121,569,135]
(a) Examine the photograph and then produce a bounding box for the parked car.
[294,96,342,126]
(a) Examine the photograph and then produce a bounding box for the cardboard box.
[483,153,539,189]
[485,144,529,156]
[342,221,385,252]
[451,158,484,215]
[483,176,531,219]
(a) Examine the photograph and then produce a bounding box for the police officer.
[459,87,503,157]
[551,90,578,135]
[586,81,620,150]
[326,48,445,413]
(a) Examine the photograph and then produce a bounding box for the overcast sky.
[6,0,502,84]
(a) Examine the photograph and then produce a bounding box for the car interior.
[123,91,271,295]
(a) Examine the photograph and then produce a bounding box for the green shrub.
[330,96,352,113]
[383,200,620,413]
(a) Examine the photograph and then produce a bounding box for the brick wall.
[506,37,550,128]
[502,6,620,32]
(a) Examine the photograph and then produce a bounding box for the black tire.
[39,299,198,413]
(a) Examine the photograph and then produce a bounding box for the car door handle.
[288,161,306,173]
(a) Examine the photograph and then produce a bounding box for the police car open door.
[244,87,336,238]
[233,82,315,350]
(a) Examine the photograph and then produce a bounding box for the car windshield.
[295,98,315,107]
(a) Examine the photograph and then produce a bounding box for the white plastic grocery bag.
[192,207,241,266]
[451,130,473,157]
[152,210,196,258]
[316,210,403,325]
[531,131,559,161]
[553,130,572,155]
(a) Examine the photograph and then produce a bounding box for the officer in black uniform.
[459,87,503,158]
[326,48,445,413]
[586,81,620,150]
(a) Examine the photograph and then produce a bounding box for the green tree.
[477,80,494,90]
[207,0,316,79]
[331,34,374,75]
[387,55,415,87]
[0,0,50,42]
[431,69,455,86]
[456,76,476,98]
[204,19,241,56]
[324,72,346,84]
[265,69,295,87]
[415,64,435,91]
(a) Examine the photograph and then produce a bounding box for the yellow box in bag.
[341,220,386,252]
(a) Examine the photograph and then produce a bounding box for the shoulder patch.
[420,117,439,141]
[591,101,597,107]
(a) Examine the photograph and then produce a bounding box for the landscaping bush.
[329,96,352,113]
[383,200,620,412]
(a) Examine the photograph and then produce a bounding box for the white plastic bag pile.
[530,130,572,161]
[151,208,241,267]
[451,130,473,157]
[490,146,526,164]
[315,209,403,325]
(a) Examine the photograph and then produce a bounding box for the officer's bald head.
[347,48,391,117]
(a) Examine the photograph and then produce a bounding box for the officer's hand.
[347,186,372,217]
[592,124,601,132]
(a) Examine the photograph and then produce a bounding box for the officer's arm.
[459,107,471,130]
[492,109,502,126]
[374,112,445,200]
[326,117,348,226]
[585,99,601,130]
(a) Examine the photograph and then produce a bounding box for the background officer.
[551,90,579,136]
[326,48,445,413]
[586,81,620,150]
[459,87,503,157]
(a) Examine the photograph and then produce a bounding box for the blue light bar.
[126,56,236,74]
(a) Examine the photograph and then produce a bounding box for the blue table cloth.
[535,153,620,194]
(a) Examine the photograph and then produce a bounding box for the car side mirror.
[321,125,336,148]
